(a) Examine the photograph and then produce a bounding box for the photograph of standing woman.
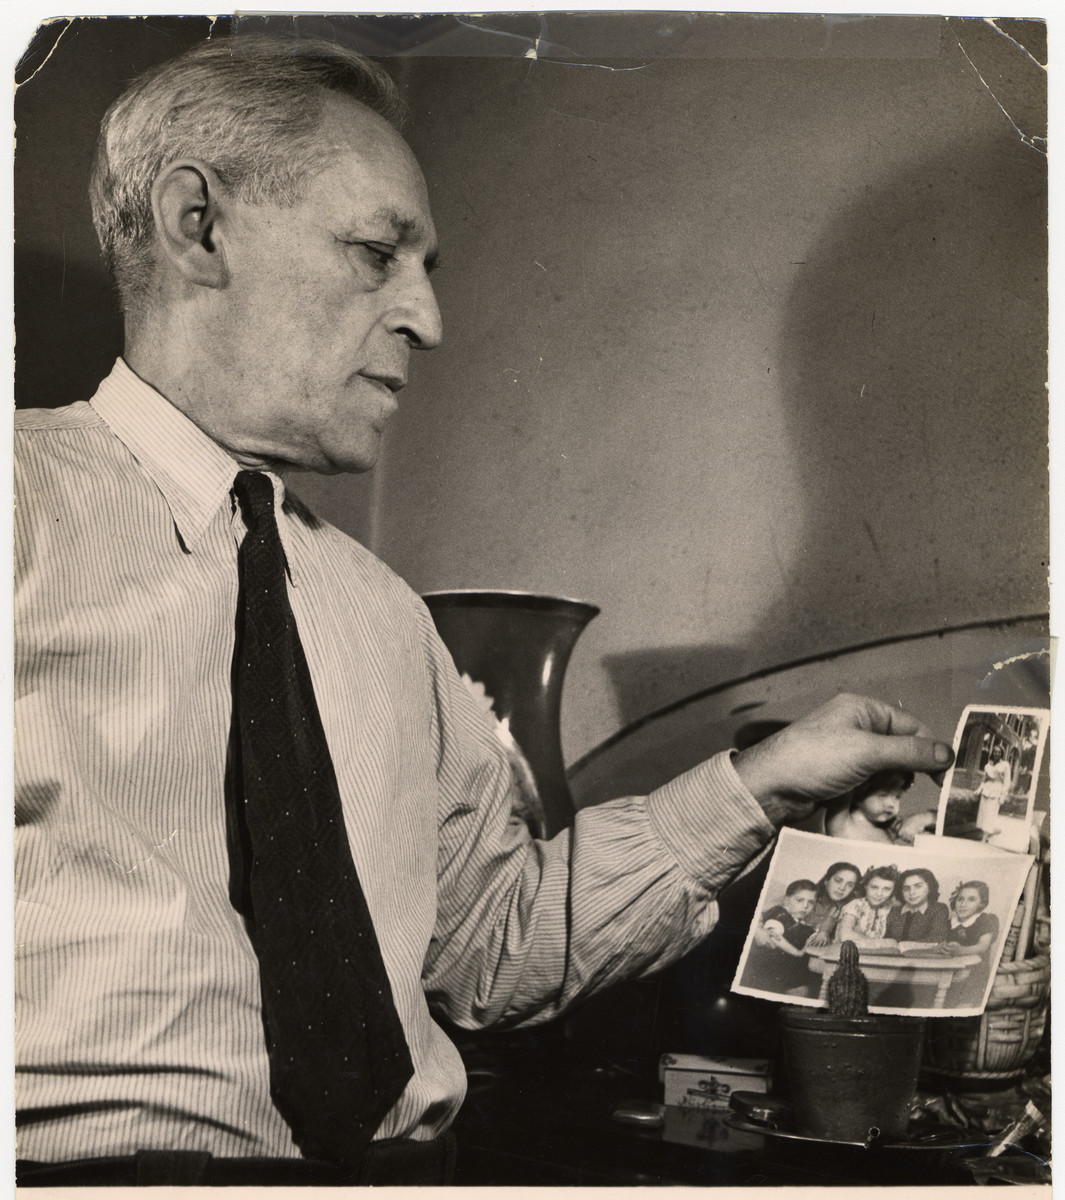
[939,706,1048,852]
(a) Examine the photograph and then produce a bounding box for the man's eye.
[354,241,397,270]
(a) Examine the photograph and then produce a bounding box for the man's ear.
[151,160,229,289]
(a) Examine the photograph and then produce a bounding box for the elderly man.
[15,35,953,1186]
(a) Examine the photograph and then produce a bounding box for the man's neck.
[124,330,285,475]
[124,318,200,423]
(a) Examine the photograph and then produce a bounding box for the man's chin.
[317,458,378,477]
[311,435,382,476]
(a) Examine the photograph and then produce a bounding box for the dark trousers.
[16,1134,457,1187]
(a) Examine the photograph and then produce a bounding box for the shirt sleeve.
[415,604,775,1030]
[785,922,814,950]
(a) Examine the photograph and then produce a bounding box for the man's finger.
[841,694,937,740]
[859,730,954,774]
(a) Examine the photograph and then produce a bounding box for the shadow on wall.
[772,140,1047,641]
[14,16,214,409]
[599,138,1047,733]
[15,248,123,408]
[602,644,749,736]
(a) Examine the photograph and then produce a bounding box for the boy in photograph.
[741,879,819,995]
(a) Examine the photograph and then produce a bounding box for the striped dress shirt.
[15,359,774,1161]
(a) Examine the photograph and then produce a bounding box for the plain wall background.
[15,14,1048,766]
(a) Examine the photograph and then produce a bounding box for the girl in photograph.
[884,867,951,944]
[877,868,952,1008]
[823,770,937,845]
[939,881,1000,1007]
[801,861,862,998]
[835,865,900,945]
[804,862,862,948]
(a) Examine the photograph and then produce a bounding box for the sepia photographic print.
[732,828,1033,1017]
[935,705,1050,854]
[13,8,1049,1191]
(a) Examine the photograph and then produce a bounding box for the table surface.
[808,946,981,971]
[805,946,983,1010]
[447,1023,985,1187]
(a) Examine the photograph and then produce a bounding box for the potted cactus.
[778,942,927,1143]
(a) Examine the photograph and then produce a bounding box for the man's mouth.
[362,372,406,395]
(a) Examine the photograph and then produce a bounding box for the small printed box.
[659,1053,771,1111]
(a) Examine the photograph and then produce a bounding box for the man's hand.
[732,693,953,828]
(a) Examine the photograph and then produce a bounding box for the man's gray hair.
[90,34,403,308]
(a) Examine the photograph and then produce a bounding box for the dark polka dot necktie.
[225,470,413,1163]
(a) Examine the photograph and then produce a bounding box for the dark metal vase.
[779,1007,927,1142]
[422,590,599,839]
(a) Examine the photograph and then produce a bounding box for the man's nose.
[391,271,443,350]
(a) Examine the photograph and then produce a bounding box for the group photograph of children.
[732,828,1032,1017]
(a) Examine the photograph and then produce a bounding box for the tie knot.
[233,471,276,524]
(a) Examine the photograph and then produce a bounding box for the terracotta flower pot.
[779,1006,927,1142]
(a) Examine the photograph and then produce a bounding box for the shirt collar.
[89,360,298,577]
[952,912,981,928]
[900,902,929,915]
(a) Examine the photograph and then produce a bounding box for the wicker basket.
[923,954,1050,1082]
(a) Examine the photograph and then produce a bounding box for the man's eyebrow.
[371,207,440,272]
[373,207,419,236]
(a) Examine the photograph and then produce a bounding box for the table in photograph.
[807,945,981,1009]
